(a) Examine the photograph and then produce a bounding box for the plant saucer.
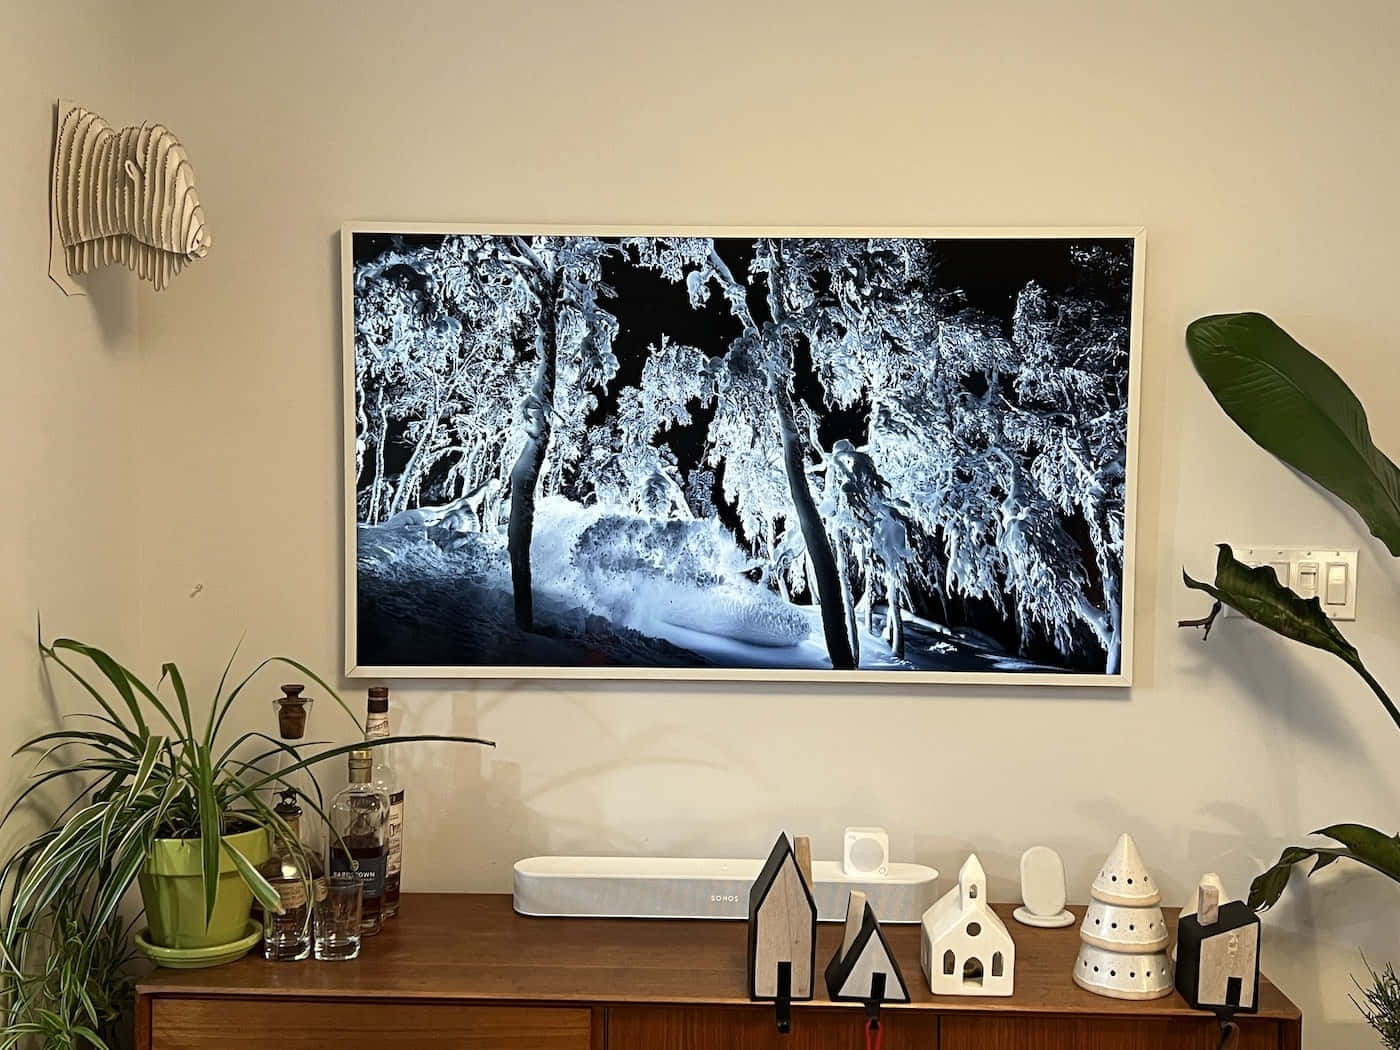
[1013,905,1076,928]
[135,919,262,969]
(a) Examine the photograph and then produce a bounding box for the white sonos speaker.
[843,827,890,877]
[513,828,937,924]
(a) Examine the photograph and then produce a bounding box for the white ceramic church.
[920,853,1016,996]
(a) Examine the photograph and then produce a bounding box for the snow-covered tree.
[355,235,620,630]
[590,336,709,519]
[353,240,526,524]
[627,237,857,670]
[1005,260,1131,671]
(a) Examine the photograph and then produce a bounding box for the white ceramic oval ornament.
[1013,846,1074,928]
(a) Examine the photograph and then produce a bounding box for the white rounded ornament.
[1013,846,1074,928]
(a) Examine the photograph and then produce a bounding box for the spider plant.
[1,632,494,1047]
[0,903,138,1050]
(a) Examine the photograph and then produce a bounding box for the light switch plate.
[1234,547,1358,620]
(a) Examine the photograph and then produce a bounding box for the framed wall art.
[342,225,1144,685]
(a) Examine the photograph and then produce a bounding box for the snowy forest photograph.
[345,227,1140,681]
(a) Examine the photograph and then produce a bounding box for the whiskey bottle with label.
[260,790,325,961]
[327,749,388,935]
[365,686,403,919]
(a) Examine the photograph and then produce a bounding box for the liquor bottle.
[255,685,317,928]
[365,686,403,919]
[260,790,324,961]
[327,749,389,935]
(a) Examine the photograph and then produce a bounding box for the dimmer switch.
[1297,562,1319,598]
[1233,547,1358,621]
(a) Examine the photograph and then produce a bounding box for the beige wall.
[1,2,142,854]
[12,0,1400,1044]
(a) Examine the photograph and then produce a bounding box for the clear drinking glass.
[314,874,363,960]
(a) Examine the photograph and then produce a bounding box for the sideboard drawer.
[608,1005,937,1050]
[940,1015,1287,1050]
[150,997,592,1050]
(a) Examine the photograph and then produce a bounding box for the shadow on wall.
[392,681,734,890]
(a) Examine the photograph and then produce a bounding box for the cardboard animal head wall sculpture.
[50,99,211,294]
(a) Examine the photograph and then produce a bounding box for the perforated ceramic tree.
[1073,834,1173,1000]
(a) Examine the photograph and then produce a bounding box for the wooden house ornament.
[1174,880,1261,1015]
[824,890,910,1009]
[920,853,1015,996]
[747,832,817,1028]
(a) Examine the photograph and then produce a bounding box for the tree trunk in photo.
[370,396,388,524]
[355,376,368,483]
[768,520,790,603]
[389,381,442,519]
[773,381,856,670]
[886,569,905,660]
[1077,559,1122,674]
[508,270,562,631]
[836,538,861,667]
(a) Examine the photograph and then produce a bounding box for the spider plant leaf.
[212,635,245,709]
[224,839,280,915]
[210,655,355,748]
[195,749,221,927]
[233,734,495,798]
[1186,312,1400,556]
[160,662,196,744]
[46,640,151,738]
[125,734,164,807]
[39,647,139,745]
[86,799,163,939]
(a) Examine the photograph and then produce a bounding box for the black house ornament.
[1174,880,1261,1016]
[825,890,910,1026]
[747,832,818,1032]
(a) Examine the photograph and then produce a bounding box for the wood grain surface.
[138,894,1298,1020]
[136,893,1300,1049]
[609,1005,937,1050]
[150,999,591,1049]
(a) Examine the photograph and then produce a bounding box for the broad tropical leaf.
[1249,824,1400,910]
[1183,544,1400,731]
[1184,544,1362,663]
[1186,312,1400,556]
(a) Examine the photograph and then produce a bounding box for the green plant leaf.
[195,748,221,928]
[1186,312,1400,556]
[1249,824,1400,910]
[1184,543,1362,662]
[232,733,495,798]
[1183,543,1400,731]
[223,840,280,915]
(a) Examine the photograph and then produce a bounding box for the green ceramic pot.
[138,826,270,950]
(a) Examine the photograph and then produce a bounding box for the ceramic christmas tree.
[1073,833,1173,1000]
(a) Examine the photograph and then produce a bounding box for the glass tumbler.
[314,874,363,960]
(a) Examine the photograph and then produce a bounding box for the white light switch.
[1233,547,1358,621]
[1325,563,1349,605]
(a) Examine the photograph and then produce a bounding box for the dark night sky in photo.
[352,231,1132,508]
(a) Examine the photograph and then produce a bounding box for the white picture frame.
[342,224,1145,686]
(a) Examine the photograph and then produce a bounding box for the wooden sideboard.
[136,893,1301,1049]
